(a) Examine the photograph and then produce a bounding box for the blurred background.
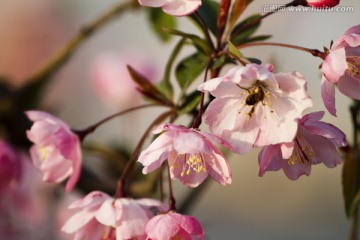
[1,0,360,239]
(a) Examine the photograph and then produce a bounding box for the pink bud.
[306,0,340,8]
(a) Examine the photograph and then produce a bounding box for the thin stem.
[167,163,176,211]
[238,42,326,59]
[73,104,161,141]
[192,59,212,129]
[194,11,216,52]
[115,110,174,198]
[24,0,139,84]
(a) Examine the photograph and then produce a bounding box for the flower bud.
[306,0,340,8]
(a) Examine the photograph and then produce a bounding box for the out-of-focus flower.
[0,1,68,87]
[62,191,165,240]
[306,0,340,8]
[90,52,157,108]
[0,141,21,192]
[321,24,360,116]
[258,111,347,180]
[145,211,205,240]
[198,64,312,155]
[138,124,232,188]
[0,155,55,239]
[138,0,202,16]
[25,110,82,192]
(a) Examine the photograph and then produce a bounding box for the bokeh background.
[1,0,360,239]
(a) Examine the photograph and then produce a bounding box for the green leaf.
[148,8,177,42]
[227,40,251,63]
[342,150,360,217]
[175,52,209,91]
[231,14,261,45]
[161,38,187,99]
[177,91,202,115]
[228,0,253,30]
[236,34,272,45]
[162,28,210,55]
[189,0,219,36]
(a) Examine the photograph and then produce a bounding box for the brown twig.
[24,0,139,84]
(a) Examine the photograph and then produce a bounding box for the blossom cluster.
[1,0,359,239]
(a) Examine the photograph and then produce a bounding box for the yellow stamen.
[38,144,50,161]
[346,56,360,80]
[173,153,207,176]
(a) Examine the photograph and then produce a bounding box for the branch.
[24,0,139,84]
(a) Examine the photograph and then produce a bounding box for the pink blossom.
[321,24,360,116]
[25,111,82,192]
[138,124,232,187]
[306,0,340,8]
[90,52,157,107]
[258,111,347,180]
[61,191,113,240]
[138,0,202,16]
[145,211,205,240]
[198,64,312,155]
[62,191,165,240]
[0,141,21,192]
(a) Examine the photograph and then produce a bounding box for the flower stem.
[167,164,176,211]
[192,59,212,129]
[238,42,326,59]
[24,0,139,84]
[74,103,161,141]
[115,110,174,198]
[194,11,216,52]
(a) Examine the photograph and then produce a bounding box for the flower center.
[346,56,360,80]
[102,226,116,240]
[288,134,317,165]
[38,144,51,161]
[237,81,272,117]
[171,153,207,177]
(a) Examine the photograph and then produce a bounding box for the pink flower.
[90,52,157,108]
[25,111,82,192]
[137,124,232,187]
[138,0,202,16]
[62,191,113,239]
[62,191,165,240]
[321,24,360,116]
[0,141,21,192]
[198,64,312,155]
[258,111,347,180]
[145,211,205,240]
[306,0,340,8]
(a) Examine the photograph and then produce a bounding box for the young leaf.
[177,91,202,115]
[230,14,261,45]
[236,34,272,45]
[227,40,251,63]
[148,8,177,42]
[228,0,253,30]
[217,0,231,43]
[175,52,208,91]
[127,65,170,105]
[162,28,210,54]
[189,0,219,36]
